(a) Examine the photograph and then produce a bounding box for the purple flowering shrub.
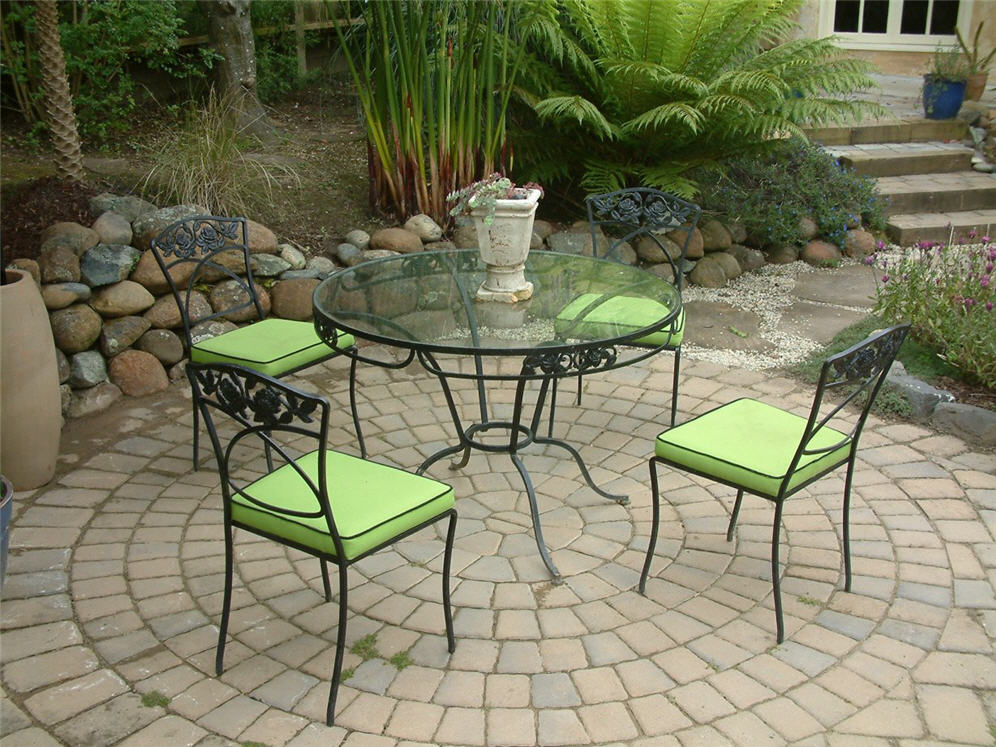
[871,233,995,388]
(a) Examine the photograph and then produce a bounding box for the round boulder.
[89,193,157,222]
[764,244,800,265]
[451,220,478,250]
[712,252,742,279]
[306,256,337,277]
[667,226,703,259]
[68,350,108,389]
[41,282,91,310]
[688,255,728,288]
[699,217,733,252]
[108,349,169,397]
[247,219,278,254]
[50,303,103,354]
[344,229,370,251]
[99,315,152,357]
[136,329,185,366]
[279,243,307,269]
[404,214,444,242]
[798,216,819,241]
[250,254,291,278]
[336,243,363,267]
[40,222,99,256]
[92,211,133,245]
[844,228,876,258]
[129,249,194,295]
[190,319,238,346]
[132,204,207,251]
[90,281,155,318]
[635,233,680,264]
[271,277,319,321]
[209,280,269,322]
[39,245,81,284]
[727,244,766,272]
[65,381,122,418]
[80,244,142,287]
[801,240,843,266]
[144,290,211,329]
[370,227,423,254]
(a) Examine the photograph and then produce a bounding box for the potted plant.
[447,174,543,303]
[922,45,970,119]
[956,21,995,101]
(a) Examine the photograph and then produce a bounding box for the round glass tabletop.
[313,249,681,356]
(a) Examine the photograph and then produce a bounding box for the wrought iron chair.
[151,216,365,465]
[186,362,457,726]
[639,324,910,642]
[550,189,701,429]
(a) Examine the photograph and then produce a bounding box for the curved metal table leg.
[510,452,562,584]
[532,433,629,504]
[417,443,468,476]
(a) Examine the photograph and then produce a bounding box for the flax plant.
[334,0,557,225]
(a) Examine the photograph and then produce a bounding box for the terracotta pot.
[1,269,62,489]
[965,71,988,101]
[471,188,541,304]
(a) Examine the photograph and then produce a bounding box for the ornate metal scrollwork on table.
[313,314,342,350]
[521,346,618,377]
[193,366,317,426]
[152,217,244,261]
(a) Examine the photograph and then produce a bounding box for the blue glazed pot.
[923,75,966,119]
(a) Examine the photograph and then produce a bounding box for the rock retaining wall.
[6,193,882,420]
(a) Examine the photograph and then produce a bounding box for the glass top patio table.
[312,249,681,366]
[313,249,681,583]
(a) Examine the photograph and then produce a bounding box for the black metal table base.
[415,354,628,584]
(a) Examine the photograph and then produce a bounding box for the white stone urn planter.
[470,187,541,303]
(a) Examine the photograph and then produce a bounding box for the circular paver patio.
[2,353,994,746]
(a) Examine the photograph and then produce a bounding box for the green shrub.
[872,236,996,388]
[696,139,886,248]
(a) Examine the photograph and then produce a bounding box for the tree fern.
[515,0,886,198]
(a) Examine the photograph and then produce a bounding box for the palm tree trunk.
[34,0,84,183]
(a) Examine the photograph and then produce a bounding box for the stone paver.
[2,344,994,746]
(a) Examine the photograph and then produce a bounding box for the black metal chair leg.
[320,560,332,602]
[670,346,682,427]
[842,460,856,592]
[327,568,349,726]
[547,377,558,438]
[727,489,745,542]
[639,459,662,594]
[215,527,234,675]
[443,511,457,653]
[349,356,366,459]
[192,401,201,470]
[772,501,785,643]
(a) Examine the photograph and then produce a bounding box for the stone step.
[885,209,996,245]
[826,142,974,177]
[805,118,967,145]
[876,171,996,215]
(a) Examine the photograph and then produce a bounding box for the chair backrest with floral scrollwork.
[586,189,701,291]
[150,216,268,348]
[186,362,347,559]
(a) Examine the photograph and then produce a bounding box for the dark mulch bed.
[1,177,99,264]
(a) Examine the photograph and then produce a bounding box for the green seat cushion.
[655,398,852,499]
[554,293,683,347]
[232,449,454,560]
[191,318,355,377]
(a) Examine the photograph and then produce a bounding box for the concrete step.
[876,171,996,215]
[886,209,996,245]
[826,142,974,177]
[805,118,967,145]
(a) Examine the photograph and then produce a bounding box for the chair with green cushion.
[151,216,365,465]
[551,189,700,429]
[639,324,910,642]
[187,362,458,726]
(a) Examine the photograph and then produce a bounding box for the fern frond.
[623,102,704,135]
[534,95,616,138]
